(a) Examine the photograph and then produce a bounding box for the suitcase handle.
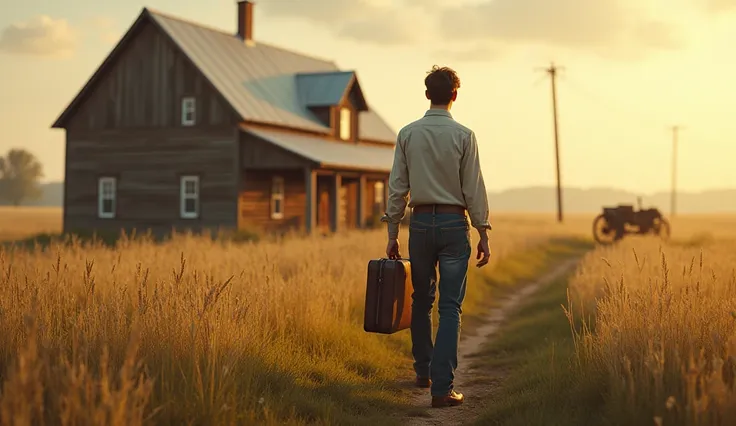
[382,256,408,261]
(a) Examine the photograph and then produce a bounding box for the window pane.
[182,98,196,124]
[184,198,197,214]
[340,108,351,140]
[102,199,114,214]
[273,199,282,214]
[183,178,198,195]
[100,179,115,197]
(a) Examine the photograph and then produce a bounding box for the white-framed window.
[271,176,285,219]
[180,175,199,219]
[339,107,351,141]
[181,97,196,126]
[98,177,116,219]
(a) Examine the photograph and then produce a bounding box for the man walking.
[382,65,491,408]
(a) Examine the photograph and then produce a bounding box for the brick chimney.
[237,1,254,42]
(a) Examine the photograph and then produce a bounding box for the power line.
[557,73,667,131]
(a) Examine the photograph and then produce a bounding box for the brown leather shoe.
[431,390,464,408]
[415,377,431,388]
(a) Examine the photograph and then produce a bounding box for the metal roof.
[296,71,355,107]
[243,126,395,172]
[148,10,396,143]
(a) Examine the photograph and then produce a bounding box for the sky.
[2,0,736,194]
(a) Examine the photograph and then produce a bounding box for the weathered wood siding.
[65,19,236,132]
[60,17,239,236]
[240,133,312,169]
[239,170,306,232]
[64,127,238,235]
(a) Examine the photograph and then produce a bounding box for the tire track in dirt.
[403,258,581,426]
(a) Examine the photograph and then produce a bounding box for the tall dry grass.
[0,214,581,425]
[569,236,736,425]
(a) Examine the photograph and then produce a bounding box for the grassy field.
[0,207,594,425]
[5,206,736,425]
[0,207,62,241]
[476,217,736,426]
[567,237,736,425]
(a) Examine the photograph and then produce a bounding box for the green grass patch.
[472,260,609,426]
[459,237,591,335]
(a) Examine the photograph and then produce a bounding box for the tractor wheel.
[652,217,671,241]
[593,214,623,245]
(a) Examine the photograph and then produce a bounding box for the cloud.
[0,15,77,58]
[260,0,432,45]
[260,0,682,59]
[440,0,683,58]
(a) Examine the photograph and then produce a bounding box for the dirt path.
[403,258,580,426]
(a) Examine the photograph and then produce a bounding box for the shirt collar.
[424,109,453,118]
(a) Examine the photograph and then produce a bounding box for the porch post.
[304,168,317,234]
[330,173,342,232]
[357,175,366,228]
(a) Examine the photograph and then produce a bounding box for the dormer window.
[182,97,196,126]
[339,107,351,141]
[296,71,369,138]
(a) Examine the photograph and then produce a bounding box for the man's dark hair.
[424,65,461,105]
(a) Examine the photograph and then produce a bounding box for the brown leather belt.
[412,204,466,215]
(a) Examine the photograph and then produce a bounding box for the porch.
[238,168,388,234]
[308,169,389,233]
[237,124,395,234]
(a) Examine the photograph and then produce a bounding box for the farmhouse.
[52,1,397,236]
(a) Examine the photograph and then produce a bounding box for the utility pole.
[537,62,564,223]
[670,126,682,217]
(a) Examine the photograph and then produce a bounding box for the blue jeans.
[408,212,471,397]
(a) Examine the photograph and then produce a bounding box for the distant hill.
[6,182,736,214]
[489,186,736,214]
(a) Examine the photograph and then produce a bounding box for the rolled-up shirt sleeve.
[460,131,492,231]
[381,132,410,239]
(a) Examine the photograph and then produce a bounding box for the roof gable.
[52,7,397,143]
[51,10,149,128]
[296,71,368,111]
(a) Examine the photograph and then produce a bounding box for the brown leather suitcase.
[364,258,413,334]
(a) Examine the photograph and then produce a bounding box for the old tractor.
[592,199,671,245]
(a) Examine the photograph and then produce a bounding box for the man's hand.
[386,239,400,260]
[476,238,490,267]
